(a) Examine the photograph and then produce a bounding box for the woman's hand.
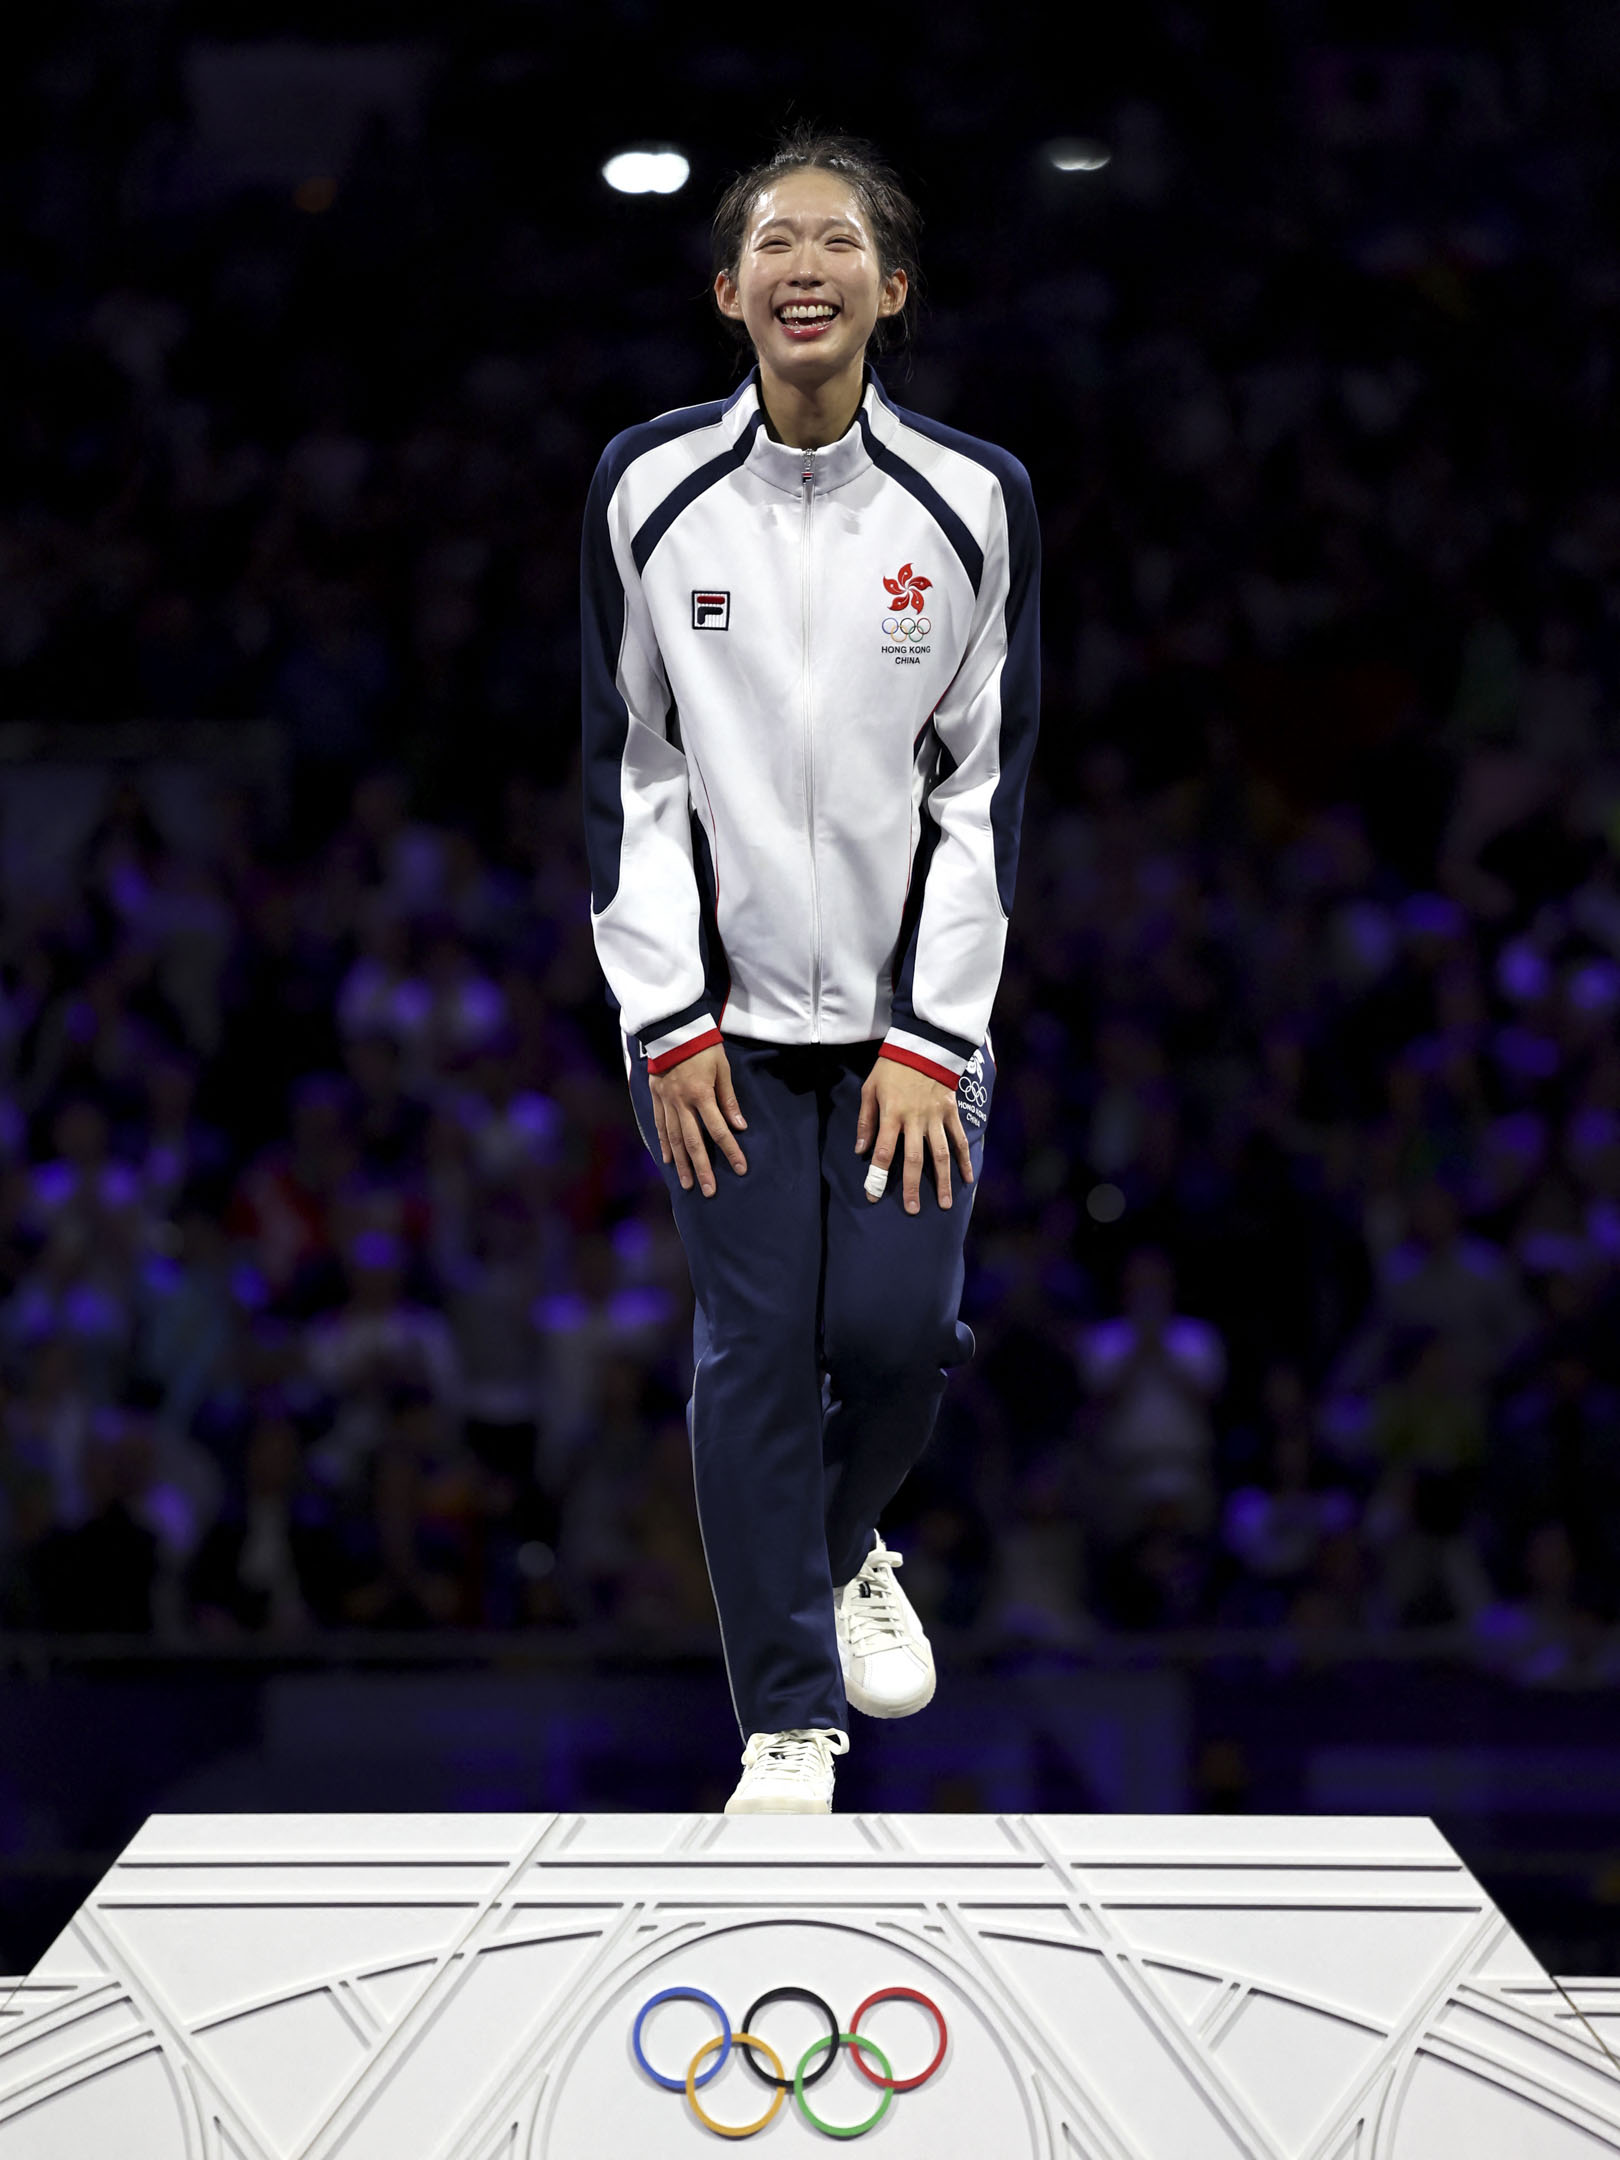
[856,1057,972,1213]
[650,1045,748,1196]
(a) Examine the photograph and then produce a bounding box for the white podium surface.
[1,1811,1617,2158]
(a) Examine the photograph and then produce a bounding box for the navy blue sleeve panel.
[579,402,729,917]
[635,805,731,1058]
[869,397,1042,1078]
[885,739,980,1069]
[581,408,737,1057]
[989,455,1042,915]
[631,407,765,574]
[868,383,1042,915]
[580,448,633,917]
[856,412,985,596]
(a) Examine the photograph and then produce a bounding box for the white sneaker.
[724,1729,850,1815]
[835,1538,936,1719]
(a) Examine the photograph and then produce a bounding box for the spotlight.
[602,146,690,196]
[1086,1182,1126,1224]
[1046,137,1112,174]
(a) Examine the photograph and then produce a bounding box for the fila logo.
[692,590,730,631]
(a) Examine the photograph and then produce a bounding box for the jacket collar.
[736,372,877,496]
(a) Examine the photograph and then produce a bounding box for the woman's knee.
[823,1296,960,1395]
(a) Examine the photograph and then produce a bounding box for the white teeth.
[779,305,837,322]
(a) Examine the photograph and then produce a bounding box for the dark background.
[5,0,1620,1972]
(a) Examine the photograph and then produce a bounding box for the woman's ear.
[714,269,745,321]
[876,268,909,320]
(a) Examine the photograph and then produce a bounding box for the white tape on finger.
[864,1164,889,1200]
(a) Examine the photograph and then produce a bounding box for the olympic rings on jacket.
[632,1983,947,2137]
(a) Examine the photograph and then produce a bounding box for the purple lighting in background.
[0,0,1616,1974]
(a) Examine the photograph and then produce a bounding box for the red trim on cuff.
[879,1042,960,1089]
[647,1027,722,1076]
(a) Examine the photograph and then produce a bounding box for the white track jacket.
[581,370,1039,1086]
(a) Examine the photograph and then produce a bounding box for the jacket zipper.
[800,450,822,1035]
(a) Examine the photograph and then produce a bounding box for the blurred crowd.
[3,8,1620,1675]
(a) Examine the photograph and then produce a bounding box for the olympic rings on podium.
[739,1987,840,2088]
[631,1982,947,2137]
[632,1986,732,2089]
[795,2033,893,2139]
[850,1987,949,2090]
[687,2032,786,2138]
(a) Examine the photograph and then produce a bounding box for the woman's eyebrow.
[752,214,866,241]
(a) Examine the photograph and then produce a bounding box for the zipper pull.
[801,452,816,488]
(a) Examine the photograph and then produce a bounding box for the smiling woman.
[712,133,924,421]
[580,122,1040,1818]
[710,127,921,449]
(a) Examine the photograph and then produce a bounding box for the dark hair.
[711,123,922,353]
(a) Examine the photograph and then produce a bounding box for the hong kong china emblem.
[880,563,932,657]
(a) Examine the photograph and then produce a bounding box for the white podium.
[1,1812,1617,2157]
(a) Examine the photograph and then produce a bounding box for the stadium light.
[602,146,690,196]
[1045,137,1111,173]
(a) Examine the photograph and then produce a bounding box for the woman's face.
[715,166,906,384]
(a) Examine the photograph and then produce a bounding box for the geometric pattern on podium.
[0,1811,1617,2157]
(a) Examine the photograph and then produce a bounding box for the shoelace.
[739,1728,850,1775]
[843,1549,913,1658]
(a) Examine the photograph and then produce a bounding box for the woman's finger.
[715,1057,748,1133]
[867,1105,901,1201]
[929,1118,954,1209]
[855,1074,880,1155]
[902,1114,925,1215]
[666,1109,693,1189]
[698,1091,748,1176]
[651,1088,673,1165]
[679,1102,716,1196]
[946,1103,974,1184]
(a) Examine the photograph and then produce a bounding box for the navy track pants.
[626,1034,992,1736]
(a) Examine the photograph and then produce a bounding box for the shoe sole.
[844,1668,936,1720]
[723,1795,832,1814]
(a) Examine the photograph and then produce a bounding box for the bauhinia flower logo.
[882,563,931,613]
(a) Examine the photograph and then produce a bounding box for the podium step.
[0,1812,1616,2157]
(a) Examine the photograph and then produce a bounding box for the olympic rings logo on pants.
[632,1983,947,2138]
